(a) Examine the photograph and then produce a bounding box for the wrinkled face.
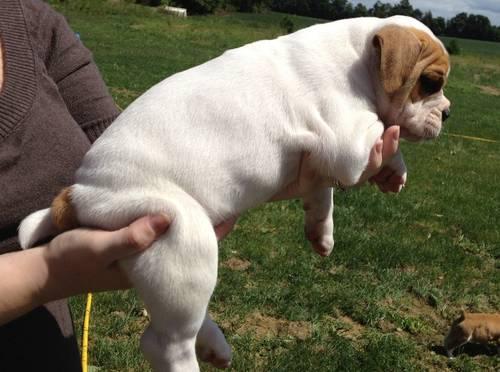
[373,25,451,141]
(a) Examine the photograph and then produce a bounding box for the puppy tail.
[19,187,79,248]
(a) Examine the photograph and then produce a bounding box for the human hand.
[358,126,406,192]
[40,214,170,302]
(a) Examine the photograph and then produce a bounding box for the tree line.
[164,0,500,42]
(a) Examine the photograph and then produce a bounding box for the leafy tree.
[229,0,268,12]
[369,1,392,18]
[445,12,500,41]
[352,3,368,17]
[269,0,310,17]
[421,10,433,28]
[446,12,468,37]
[465,14,493,40]
[136,0,162,6]
[309,0,335,19]
[173,0,220,14]
[240,0,500,41]
[330,0,352,20]
[280,15,295,33]
[433,17,446,35]
[390,0,413,17]
[412,8,422,20]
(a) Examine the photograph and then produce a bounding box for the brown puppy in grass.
[444,312,500,357]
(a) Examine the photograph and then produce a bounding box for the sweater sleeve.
[31,1,120,142]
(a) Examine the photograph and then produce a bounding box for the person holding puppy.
[0,0,170,370]
[0,0,402,370]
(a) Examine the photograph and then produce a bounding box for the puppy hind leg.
[196,312,232,368]
[303,187,334,257]
[122,197,219,372]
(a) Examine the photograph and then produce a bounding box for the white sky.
[354,0,500,26]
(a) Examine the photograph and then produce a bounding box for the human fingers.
[381,126,400,164]
[365,126,401,187]
[98,214,170,265]
[358,139,383,184]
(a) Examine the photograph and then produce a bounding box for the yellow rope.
[445,132,498,143]
[81,293,93,372]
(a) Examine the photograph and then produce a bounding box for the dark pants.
[0,299,81,372]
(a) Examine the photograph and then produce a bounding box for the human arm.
[0,214,169,326]
[34,0,120,142]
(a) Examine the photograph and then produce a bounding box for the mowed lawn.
[50,1,500,371]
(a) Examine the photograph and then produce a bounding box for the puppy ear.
[373,25,423,97]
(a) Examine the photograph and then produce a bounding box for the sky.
[354,0,500,26]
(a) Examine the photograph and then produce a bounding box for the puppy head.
[373,24,451,141]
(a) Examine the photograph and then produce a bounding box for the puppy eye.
[420,75,443,95]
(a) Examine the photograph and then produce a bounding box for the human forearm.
[0,247,50,325]
[0,214,169,325]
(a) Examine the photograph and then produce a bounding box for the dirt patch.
[336,315,365,340]
[412,221,448,235]
[109,87,141,109]
[478,85,500,96]
[329,264,346,275]
[482,63,500,71]
[130,23,146,30]
[378,318,397,332]
[400,265,418,274]
[381,296,443,326]
[406,297,442,323]
[110,310,126,319]
[379,295,448,339]
[320,314,366,340]
[236,311,312,340]
[221,257,251,271]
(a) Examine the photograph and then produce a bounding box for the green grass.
[50,1,500,371]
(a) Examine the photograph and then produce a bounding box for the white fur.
[18,208,54,249]
[19,16,450,371]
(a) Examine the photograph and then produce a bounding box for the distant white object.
[164,6,187,17]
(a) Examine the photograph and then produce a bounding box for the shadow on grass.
[430,343,498,358]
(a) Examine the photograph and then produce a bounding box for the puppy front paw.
[305,217,334,257]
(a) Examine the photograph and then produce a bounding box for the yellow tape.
[445,133,498,143]
[81,293,93,372]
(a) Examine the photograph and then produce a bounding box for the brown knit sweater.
[0,0,120,253]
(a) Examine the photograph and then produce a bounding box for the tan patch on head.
[51,187,79,231]
[236,311,312,340]
[373,25,449,105]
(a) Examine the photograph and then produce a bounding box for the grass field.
[48,1,500,371]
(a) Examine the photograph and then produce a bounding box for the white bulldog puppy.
[20,15,450,372]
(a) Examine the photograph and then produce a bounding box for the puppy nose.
[442,108,450,122]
